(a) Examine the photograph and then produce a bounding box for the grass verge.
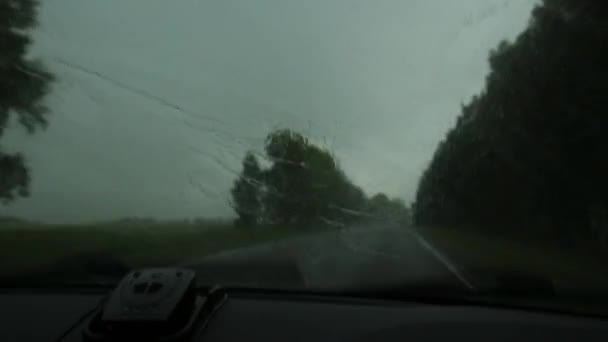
[418,226,608,294]
[0,222,326,278]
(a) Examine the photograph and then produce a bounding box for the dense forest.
[414,0,608,245]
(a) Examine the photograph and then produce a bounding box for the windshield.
[2,0,608,314]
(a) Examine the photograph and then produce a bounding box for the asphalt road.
[182,224,473,290]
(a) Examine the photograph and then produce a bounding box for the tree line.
[231,129,408,228]
[414,0,608,246]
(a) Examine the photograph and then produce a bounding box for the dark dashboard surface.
[1,290,608,341]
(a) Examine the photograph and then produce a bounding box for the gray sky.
[2,0,536,223]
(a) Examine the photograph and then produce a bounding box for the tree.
[230,152,263,227]
[230,129,411,228]
[231,129,371,228]
[263,129,311,225]
[0,0,53,203]
[414,0,608,244]
[262,129,370,227]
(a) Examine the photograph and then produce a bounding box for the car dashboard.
[2,288,608,341]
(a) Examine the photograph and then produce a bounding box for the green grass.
[0,221,325,278]
[419,226,608,293]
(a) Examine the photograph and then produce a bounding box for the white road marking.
[407,230,475,290]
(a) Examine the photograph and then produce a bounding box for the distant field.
[419,226,608,293]
[0,221,325,278]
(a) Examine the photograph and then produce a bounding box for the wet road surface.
[183,224,472,290]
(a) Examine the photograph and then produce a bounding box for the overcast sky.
[2,0,536,223]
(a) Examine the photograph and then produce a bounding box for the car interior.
[2,268,607,341]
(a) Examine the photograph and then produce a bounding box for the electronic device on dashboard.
[82,268,225,341]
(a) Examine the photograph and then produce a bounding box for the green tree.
[415,0,608,244]
[263,129,310,225]
[0,0,53,202]
[230,152,263,227]
[232,129,405,228]
[260,129,368,227]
